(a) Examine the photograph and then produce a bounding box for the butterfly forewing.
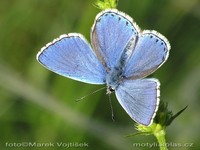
[115,79,160,126]
[37,34,106,84]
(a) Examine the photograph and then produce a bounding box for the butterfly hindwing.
[37,34,106,84]
[91,9,140,71]
[124,30,170,79]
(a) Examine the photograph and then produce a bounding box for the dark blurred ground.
[0,0,200,150]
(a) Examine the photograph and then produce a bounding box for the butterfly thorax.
[106,66,124,94]
[105,35,138,94]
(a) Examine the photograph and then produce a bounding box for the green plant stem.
[154,124,168,150]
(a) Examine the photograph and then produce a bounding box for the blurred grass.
[0,0,200,149]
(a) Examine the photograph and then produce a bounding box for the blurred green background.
[0,0,200,149]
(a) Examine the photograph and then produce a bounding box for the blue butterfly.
[37,9,170,126]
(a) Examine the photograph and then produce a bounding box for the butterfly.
[36,9,170,126]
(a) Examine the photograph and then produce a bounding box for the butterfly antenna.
[108,94,115,122]
[75,86,106,102]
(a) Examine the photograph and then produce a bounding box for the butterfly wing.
[124,30,170,79]
[115,78,160,126]
[37,33,106,84]
[91,9,140,71]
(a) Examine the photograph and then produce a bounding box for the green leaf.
[166,105,188,126]
[94,0,118,10]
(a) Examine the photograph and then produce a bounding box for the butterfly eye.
[109,87,115,92]
[108,86,115,92]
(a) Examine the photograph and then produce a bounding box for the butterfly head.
[106,86,114,95]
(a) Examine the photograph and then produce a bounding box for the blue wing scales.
[91,9,140,71]
[37,33,106,84]
[115,78,160,126]
[124,30,170,79]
